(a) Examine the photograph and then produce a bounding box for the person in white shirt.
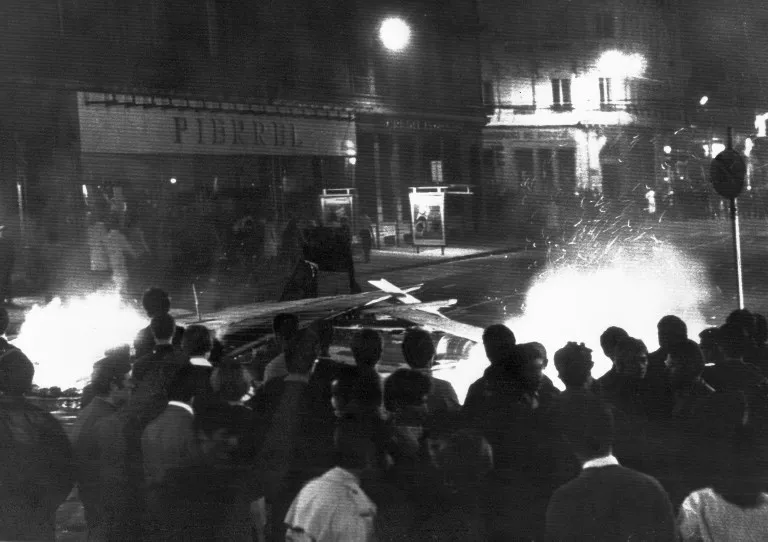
[678,403,768,541]
[105,220,137,294]
[284,420,377,542]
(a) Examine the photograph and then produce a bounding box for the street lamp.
[379,17,411,52]
[699,95,709,106]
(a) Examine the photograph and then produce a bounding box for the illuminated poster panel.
[409,191,446,247]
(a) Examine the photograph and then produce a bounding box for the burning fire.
[13,290,146,390]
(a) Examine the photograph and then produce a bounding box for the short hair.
[718,322,750,359]
[384,369,431,412]
[557,392,615,457]
[615,336,648,362]
[150,313,176,342]
[332,365,382,415]
[167,364,198,403]
[351,329,383,369]
[482,324,516,366]
[401,328,435,370]
[657,315,688,347]
[90,348,132,396]
[726,309,756,341]
[554,342,594,389]
[210,363,249,402]
[273,313,299,340]
[518,342,547,366]
[599,326,629,359]
[667,338,705,376]
[0,350,34,395]
[182,325,213,357]
[142,287,171,318]
[0,307,9,335]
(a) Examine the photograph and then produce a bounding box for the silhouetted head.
[554,342,594,390]
[402,328,435,370]
[142,287,171,318]
[666,338,705,389]
[657,315,688,351]
[482,324,516,366]
[614,337,649,379]
[599,326,629,362]
[351,329,383,369]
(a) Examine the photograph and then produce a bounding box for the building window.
[551,79,572,107]
[599,78,613,104]
[596,13,615,38]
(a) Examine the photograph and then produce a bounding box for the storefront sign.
[382,118,463,132]
[77,92,355,157]
[503,129,571,141]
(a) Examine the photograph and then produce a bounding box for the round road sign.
[710,149,746,199]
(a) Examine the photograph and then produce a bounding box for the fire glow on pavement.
[13,290,146,390]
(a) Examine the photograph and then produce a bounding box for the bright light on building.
[81,184,88,198]
[745,138,754,157]
[169,177,177,184]
[699,96,709,106]
[755,112,768,138]
[347,157,357,166]
[663,145,672,154]
[379,17,411,52]
[597,50,646,77]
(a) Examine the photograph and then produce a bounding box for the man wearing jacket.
[0,339,74,541]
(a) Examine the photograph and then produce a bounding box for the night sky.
[678,0,768,111]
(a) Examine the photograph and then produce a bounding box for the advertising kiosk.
[320,188,356,231]
[409,185,474,254]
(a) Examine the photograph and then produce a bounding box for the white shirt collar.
[168,400,194,416]
[190,356,212,367]
[582,454,620,470]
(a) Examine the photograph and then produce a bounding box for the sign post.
[709,128,746,309]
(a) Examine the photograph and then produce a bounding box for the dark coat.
[0,396,74,541]
[133,325,185,359]
[546,464,676,542]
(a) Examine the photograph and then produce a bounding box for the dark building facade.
[0,0,486,267]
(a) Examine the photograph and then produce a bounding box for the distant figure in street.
[105,218,137,294]
[0,225,16,306]
[359,213,374,263]
[0,334,74,541]
[546,393,676,541]
[87,212,110,279]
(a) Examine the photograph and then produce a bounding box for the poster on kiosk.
[320,188,356,232]
[409,187,446,252]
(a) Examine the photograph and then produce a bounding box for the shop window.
[551,79,572,108]
[596,12,615,38]
[599,77,613,104]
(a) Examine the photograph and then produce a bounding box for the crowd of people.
[2,284,768,540]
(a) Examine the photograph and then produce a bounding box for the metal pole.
[192,283,202,322]
[730,197,744,309]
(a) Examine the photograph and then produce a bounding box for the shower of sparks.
[504,198,712,389]
[13,290,146,390]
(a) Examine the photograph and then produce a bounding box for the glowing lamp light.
[663,145,672,155]
[347,157,357,166]
[597,50,646,77]
[169,177,177,184]
[699,96,709,106]
[755,112,768,138]
[711,143,726,157]
[379,17,411,52]
[82,184,89,198]
[745,138,754,157]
